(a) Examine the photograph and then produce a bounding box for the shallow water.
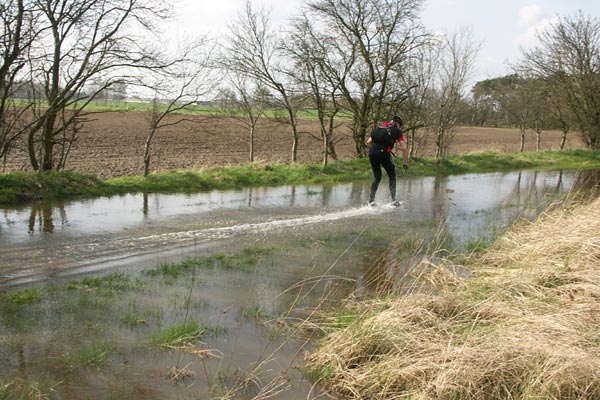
[0,169,596,399]
[1,169,585,288]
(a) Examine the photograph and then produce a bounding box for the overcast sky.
[165,0,600,85]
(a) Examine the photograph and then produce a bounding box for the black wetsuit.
[368,124,403,203]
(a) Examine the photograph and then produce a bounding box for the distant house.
[124,97,150,104]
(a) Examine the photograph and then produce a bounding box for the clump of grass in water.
[73,341,112,367]
[0,288,43,321]
[243,305,268,322]
[0,382,9,400]
[151,321,206,347]
[305,196,600,399]
[1,288,42,307]
[144,247,273,279]
[119,312,150,328]
[67,272,139,294]
[0,379,57,400]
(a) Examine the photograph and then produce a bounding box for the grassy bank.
[1,149,599,205]
[305,195,600,399]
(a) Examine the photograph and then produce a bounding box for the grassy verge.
[305,195,600,399]
[1,149,599,205]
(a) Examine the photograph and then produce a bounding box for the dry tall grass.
[305,196,600,399]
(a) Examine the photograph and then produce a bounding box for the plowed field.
[2,112,583,178]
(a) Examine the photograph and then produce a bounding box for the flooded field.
[0,169,597,399]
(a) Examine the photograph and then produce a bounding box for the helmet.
[392,115,403,125]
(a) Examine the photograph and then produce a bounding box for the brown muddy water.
[0,169,597,399]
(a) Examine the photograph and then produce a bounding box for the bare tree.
[399,44,437,158]
[141,37,216,176]
[216,77,269,163]
[519,11,600,149]
[527,77,552,151]
[285,15,342,166]
[305,0,426,156]
[17,0,170,172]
[0,0,39,166]
[494,74,534,152]
[221,1,302,162]
[431,28,480,160]
[548,87,573,150]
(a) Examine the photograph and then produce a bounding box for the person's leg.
[369,156,382,203]
[381,154,397,202]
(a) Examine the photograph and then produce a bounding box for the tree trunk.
[27,128,39,171]
[436,128,444,159]
[519,127,526,152]
[143,126,156,177]
[322,134,328,167]
[287,108,299,162]
[327,139,337,161]
[354,121,369,157]
[326,116,337,162]
[591,127,600,149]
[291,136,298,162]
[408,129,419,159]
[41,112,57,171]
[250,125,255,162]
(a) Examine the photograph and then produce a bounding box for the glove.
[402,163,408,172]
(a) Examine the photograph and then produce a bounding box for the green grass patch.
[329,310,362,329]
[305,363,336,385]
[67,272,139,294]
[73,341,112,367]
[1,288,42,306]
[1,288,43,318]
[144,247,272,279]
[0,170,108,204]
[0,289,47,333]
[243,305,269,321]
[0,379,57,400]
[444,149,600,174]
[119,312,149,328]
[464,233,498,254]
[150,321,206,347]
[0,383,8,400]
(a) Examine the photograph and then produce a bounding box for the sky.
[166,0,600,85]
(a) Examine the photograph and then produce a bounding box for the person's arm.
[399,138,409,172]
[399,139,408,163]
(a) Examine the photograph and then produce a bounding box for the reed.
[305,196,600,399]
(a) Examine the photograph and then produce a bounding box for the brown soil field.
[1,111,585,178]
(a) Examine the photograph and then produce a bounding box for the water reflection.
[0,169,591,243]
[26,201,68,234]
[143,193,149,217]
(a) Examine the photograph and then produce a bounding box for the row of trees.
[190,3,599,163]
[218,0,481,163]
[470,12,600,152]
[1,0,598,176]
[447,11,599,154]
[0,0,216,175]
